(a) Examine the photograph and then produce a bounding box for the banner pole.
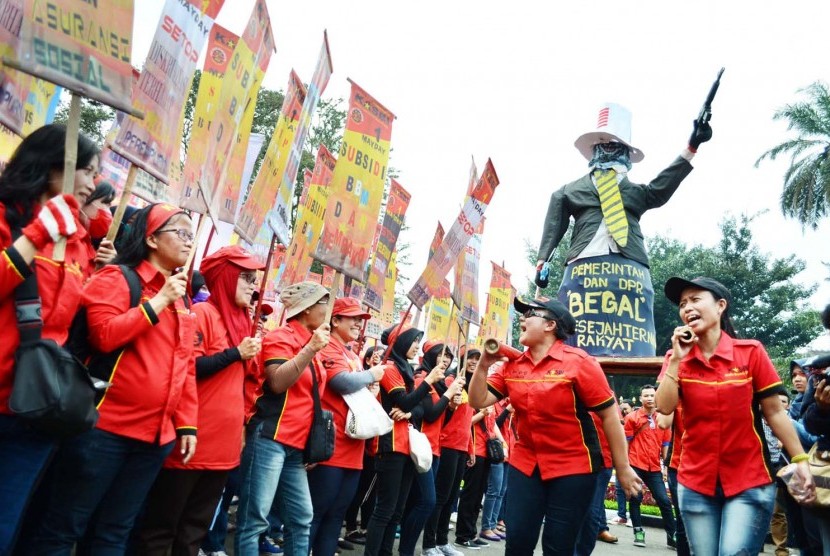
[53,93,82,262]
[184,212,208,275]
[105,164,139,243]
[459,320,470,375]
[324,270,342,323]
[251,233,278,337]
[382,301,413,364]
[201,224,216,259]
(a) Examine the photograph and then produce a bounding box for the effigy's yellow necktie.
[595,169,628,247]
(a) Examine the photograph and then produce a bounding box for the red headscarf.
[199,246,263,345]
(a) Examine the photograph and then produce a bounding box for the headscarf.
[589,142,632,171]
[382,324,423,390]
[201,263,250,346]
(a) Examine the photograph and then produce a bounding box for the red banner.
[364,179,411,310]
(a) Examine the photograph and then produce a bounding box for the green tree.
[53,95,115,147]
[756,81,830,228]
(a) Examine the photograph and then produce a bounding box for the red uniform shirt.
[625,408,671,471]
[319,335,365,470]
[166,303,249,469]
[659,334,783,496]
[667,405,685,470]
[0,204,91,414]
[370,363,412,456]
[84,261,197,444]
[439,376,474,454]
[472,412,497,459]
[414,372,445,457]
[253,319,326,450]
[495,400,517,463]
[590,412,612,469]
[487,341,614,480]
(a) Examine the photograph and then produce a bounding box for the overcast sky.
[134,0,830,325]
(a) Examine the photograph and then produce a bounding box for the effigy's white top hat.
[574,102,644,163]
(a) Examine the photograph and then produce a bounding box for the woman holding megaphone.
[468,296,642,555]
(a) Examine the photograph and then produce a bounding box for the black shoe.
[454,540,481,550]
[471,538,490,548]
[344,529,366,545]
[667,534,677,550]
[338,538,355,551]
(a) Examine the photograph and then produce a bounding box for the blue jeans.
[234,424,312,556]
[481,462,506,531]
[667,468,690,556]
[0,414,58,554]
[399,456,439,556]
[630,466,676,538]
[202,467,240,552]
[574,467,613,556]
[505,465,597,556]
[678,482,775,556]
[308,465,361,556]
[615,475,628,519]
[29,427,173,555]
[497,465,509,524]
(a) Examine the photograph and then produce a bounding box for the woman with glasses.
[655,277,815,556]
[468,296,642,556]
[0,124,100,553]
[137,245,264,554]
[30,203,198,553]
[234,281,331,556]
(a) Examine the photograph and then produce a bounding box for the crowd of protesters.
[0,125,828,556]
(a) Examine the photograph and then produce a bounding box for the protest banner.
[429,222,444,260]
[425,280,460,352]
[111,0,222,183]
[279,145,336,288]
[479,262,512,343]
[266,32,333,245]
[10,0,135,113]
[558,255,656,356]
[314,80,394,282]
[235,69,306,243]
[408,159,499,309]
[364,179,410,311]
[452,233,482,324]
[378,251,398,329]
[180,0,273,222]
[0,73,60,168]
[179,22,237,211]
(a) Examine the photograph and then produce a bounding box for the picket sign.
[250,233,279,337]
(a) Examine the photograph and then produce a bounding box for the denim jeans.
[29,428,173,555]
[399,456,439,556]
[678,482,776,556]
[201,467,240,553]
[505,465,597,556]
[667,468,690,556]
[0,414,58,554]
[234,424,312,556]
[630,466,676,538]
[574,467,613,556]
[308,465,361,556]
[481,462,506,531]
[615,475,628,519]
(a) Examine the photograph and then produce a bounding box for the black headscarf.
[382,325,423,390]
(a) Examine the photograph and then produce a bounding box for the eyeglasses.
[239,273,257,284]
[315,297,330,305]
[522,309,554,320]
[156,228,195,242]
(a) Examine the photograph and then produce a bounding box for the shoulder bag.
[479,419,505,463]
[343,386,394,440]
[304,360,335,464]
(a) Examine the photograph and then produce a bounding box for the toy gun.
[696,67,725,127]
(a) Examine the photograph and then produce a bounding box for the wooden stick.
[202,224,216,259]
[251,233,278,337]
[184,213,207,272]
[53,93,82,262]
[324,271,342,323]
[105,164,138,243]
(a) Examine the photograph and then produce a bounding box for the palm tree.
[757,81,830,229]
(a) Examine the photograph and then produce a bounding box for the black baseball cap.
[513,296,576,335]
[664,276,732,306]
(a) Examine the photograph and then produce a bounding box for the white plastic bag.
[343,387,394,440]
[409,426,433,473]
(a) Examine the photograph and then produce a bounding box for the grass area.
[604,499,662,517]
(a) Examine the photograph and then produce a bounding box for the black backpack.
[65,265,143,403]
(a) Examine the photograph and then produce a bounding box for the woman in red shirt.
[656,276,815,556]
[137,245,264,554]
[308,297,385,556]
[0,125,99,554]
[469,296,641,555]
[364,324,445,556]
[30,203,198,553]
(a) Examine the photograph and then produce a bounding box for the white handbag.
[343,387,394,440]
[408,425,433,473]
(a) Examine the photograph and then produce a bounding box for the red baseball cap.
[332,297,370,319]
[200,245,264,273]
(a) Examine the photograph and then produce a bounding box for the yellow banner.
[479,262,512,344]
[234,69,306,242]
[16,0,135,112]
[426,280,456,343]
[279,145,336,288]
[0,74,60,169]
[179,22,238,211]
[379,251,398,329]
[313,80,394,282]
